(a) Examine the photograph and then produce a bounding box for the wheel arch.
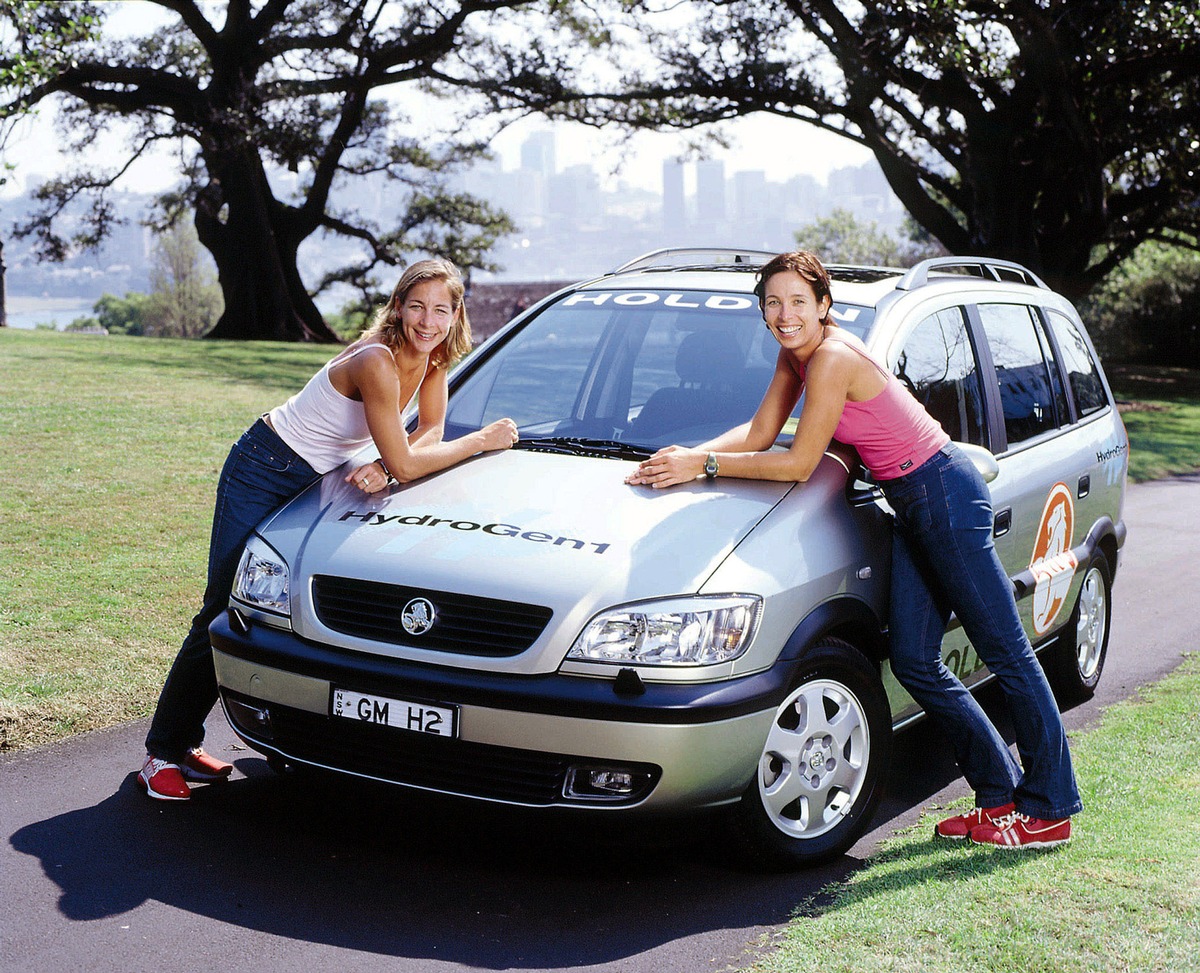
[777,596,889,670]
[1089,517,1123,583]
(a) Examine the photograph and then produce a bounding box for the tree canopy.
[0,0,587,341]
[472,0,1200,299]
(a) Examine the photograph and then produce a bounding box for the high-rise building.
[549,164,602,221]
[520,130,557,181]
[695,159,727,224]
[662,159,685,229]
[732,170,769,223]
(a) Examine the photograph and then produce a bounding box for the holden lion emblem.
[401,597,436,636]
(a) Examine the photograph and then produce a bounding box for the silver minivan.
[211,249,1127,868]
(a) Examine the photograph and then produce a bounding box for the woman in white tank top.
[138,258,518,801]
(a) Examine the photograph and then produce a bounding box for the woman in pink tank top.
[626,251,1080,850]
[138,259,518,802]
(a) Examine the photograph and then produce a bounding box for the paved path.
[3,475,1197,973]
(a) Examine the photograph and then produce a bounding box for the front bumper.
[210,610,787,811]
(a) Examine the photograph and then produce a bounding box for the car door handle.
[993,507,1012,537]
[1078,474,1090,498]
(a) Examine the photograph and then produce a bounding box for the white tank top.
[268,344,420,474]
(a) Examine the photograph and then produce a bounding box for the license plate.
[331,688,458,738]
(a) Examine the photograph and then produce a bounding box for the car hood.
[257,449,795,672]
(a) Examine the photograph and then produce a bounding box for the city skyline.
[2,98,876,202]
[3,122,903,326]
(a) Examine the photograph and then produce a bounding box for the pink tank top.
[809,330,949,481]
[269,344,423,474]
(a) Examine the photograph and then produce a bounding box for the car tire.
[728,638,892,870]
[1047,551,1111,705]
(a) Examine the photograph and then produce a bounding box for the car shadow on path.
[8,696,1027,969]
[10,762,843,968]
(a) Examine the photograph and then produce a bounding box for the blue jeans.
[145,418,319,762]
[880,444,1082,820]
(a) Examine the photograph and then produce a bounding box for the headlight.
[567,595,762,666]
[232,536,290,616]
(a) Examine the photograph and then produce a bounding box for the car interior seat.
[629,330,751,440]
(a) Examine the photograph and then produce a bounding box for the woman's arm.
[626,345,855,488]
[347,353,515,488]
[407,367,448,448]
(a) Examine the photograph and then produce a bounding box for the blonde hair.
[361,258,473,368]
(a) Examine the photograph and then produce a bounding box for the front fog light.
[564,765,656,802]
[225,697,273,739]
[232,537,291,615]
[567,594,761,666]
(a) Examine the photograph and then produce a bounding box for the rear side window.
[894,307,987,446]
[976,303,1062,447]
[1046,310,1109,417]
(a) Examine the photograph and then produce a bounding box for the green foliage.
[1078,243,1200,367]
[0,2,101,106]
[74,224,223,340]
[795,209,903,266]
[143,219,223,338]
[92,291,150,336]
[325,302,372,343]
[794,209,949,268]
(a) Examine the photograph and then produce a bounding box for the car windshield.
[444,288,875,451]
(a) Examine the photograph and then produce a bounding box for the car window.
[446,288,874,448]
[893,307,987,446]
[1045,309,1109,417]
[458,314,603,429]
[976,303,1062,447]
[1034,310,1071,426]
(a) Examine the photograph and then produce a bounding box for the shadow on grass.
[5,330,333,397]
[1108,363,1200,403]
[144,340,336,394]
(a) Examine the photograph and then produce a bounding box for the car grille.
[311,575,553,656]
[226,695,570,805]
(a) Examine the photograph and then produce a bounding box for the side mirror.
[954,441,999,483]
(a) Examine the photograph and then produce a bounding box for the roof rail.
[895,257,1049,291]
[611,247,778,274]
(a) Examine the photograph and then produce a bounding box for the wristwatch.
[704,452,719,480]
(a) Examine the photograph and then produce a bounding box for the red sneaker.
[137,756,190,801]
[180,747,233,782]
[934,802,1015,840]
[971,812,1072,850]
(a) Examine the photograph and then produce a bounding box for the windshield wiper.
[512,436,655,461]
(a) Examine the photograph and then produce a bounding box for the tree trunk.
[195,154,340,343]
[0,236,8,328]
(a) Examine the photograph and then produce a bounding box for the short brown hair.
[754,251,832,311]
[362,258,473,368]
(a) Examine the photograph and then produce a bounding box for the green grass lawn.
[0,329,331,749]
[1108,364,1200,482]
[751,653,1200,973]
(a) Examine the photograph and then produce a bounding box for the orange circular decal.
[1029,482,1078,635]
